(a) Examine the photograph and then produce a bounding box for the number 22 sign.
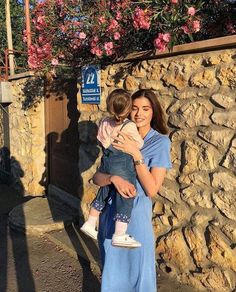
[81,65,101,104]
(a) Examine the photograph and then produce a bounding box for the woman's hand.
[111,132,142,160]
[110,175,136,199]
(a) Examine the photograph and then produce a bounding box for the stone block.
[211,110,236,129]
[179,171,210,186]
[222,138,236,171]
[198,128,234,149]
[169,100,213,128]
[211,93,235,109]
[131,65,146,78]
[190,68,217,88]
[221,223,236,242]
[162,70,187,90]
[181,185,213,208]
[216,65,236,88]
[211,171,236,192]
[182,140,221,173]
[170,204,191,225]
[207,225,236,272]
[124,76,139,91]
[184,226,209,268]
[157,229,196,273]
[212,190,236,221]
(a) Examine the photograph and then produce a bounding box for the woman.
[93,89,172,292]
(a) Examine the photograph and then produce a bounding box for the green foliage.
[0,0,36,71]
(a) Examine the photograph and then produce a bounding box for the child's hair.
[106,89,132,124]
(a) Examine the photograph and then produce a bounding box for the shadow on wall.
[38,78,101,290]
[0,148,36,292]
[0,146,24,194]
[21,77,45,110]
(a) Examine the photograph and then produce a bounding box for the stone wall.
[0,107,4,147]
[8,76,45,195]
[78,48,236,291]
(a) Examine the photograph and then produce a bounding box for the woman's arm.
[112,132,167,198]
[135,164,166,197]
[93,172,136,198]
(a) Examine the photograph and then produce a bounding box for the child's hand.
[110,175,136,198]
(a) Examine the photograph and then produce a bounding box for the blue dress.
[98,128,172,292]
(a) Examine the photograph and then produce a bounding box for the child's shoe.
[112,234,141,248]
[80,222,98,240]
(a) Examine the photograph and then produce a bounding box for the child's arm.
[93,172,136,198]
[121,122,144,149]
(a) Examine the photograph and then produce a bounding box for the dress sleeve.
[149,136,172,169]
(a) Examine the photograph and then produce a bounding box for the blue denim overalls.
[91,120,136,223]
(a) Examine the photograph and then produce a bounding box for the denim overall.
[91,120,136,223]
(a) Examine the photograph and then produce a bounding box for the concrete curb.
[8,196,75,236]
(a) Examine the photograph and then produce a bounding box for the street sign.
[81,65,101,104]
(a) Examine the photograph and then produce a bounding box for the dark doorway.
[44,79,81,196]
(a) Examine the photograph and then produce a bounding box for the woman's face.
[130,97,153,132]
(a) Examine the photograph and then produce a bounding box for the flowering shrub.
[28,0,236,71]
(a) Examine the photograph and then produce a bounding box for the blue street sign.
[81,65,101,104]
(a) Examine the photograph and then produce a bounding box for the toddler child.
[80,89,143,248]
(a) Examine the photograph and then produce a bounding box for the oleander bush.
[28,0,236,71]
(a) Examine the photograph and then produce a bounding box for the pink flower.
[182,25,191,34]
[154,33,170,52]
[60,25,66,33]
[51,58,59,65]
[162,33,171,42]
[171,0,178,3]
[182,20,201,34]
[79,32,86,39]
[133,7,151,30]
[42,43,52,55]
[226,22,236,33]
[104,42,114,56]
[98,16,106,24]
[154,38,166,52]
[104,41,114,50]
[56,0,64,6]
[91,36,99,47]
[116,11,122,21]
[187,7,196,16]
[114,32,121,40]
[192,20,201,32]
[91,47,103,57]
[59,53,65,59]
[107,19,119,32]
[105,49,113,56]
[28,55,41,69]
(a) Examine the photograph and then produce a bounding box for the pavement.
[0,183,101,273]
[0,183,200,292]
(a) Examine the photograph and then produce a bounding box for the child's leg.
[114,192,134,224]
[80,207,99,240]
[114,221,128,236]
[87,207,100,227]
[112,194,141,248]
[81,185,110,240]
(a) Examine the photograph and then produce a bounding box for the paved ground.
[0,183,200,292]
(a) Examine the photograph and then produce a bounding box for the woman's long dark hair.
[131,89,169,135]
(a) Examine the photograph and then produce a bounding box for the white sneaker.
[80,222,98,240]
[112,234,142,248]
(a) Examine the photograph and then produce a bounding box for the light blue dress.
[98,128,172,292]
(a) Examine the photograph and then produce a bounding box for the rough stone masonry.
[78,48,236,292]
[4,47,236,291]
